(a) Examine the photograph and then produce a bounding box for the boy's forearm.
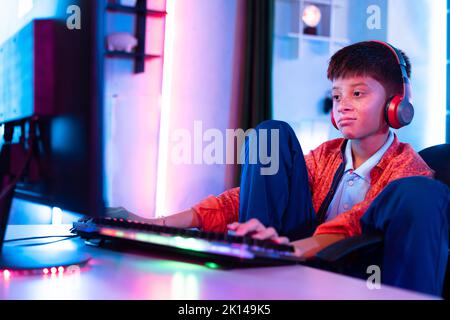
[291,234,346,259]
[154,208,201,229]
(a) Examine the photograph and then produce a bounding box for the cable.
[17,236,79,247]
[4,235,78,243]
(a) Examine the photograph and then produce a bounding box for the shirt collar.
[344,131,394,182]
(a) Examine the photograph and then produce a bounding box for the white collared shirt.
[325,131,394,221]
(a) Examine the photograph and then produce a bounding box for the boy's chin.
[339,126,389,140]
[339,130,357,140]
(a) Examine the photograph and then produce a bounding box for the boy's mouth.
[338,117,356,126]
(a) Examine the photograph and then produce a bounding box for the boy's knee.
[387,176,449,222]
[387,176,446,196]
[255,120,298,144]
[256,120,293,132]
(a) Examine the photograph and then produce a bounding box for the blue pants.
[239,120,450,296]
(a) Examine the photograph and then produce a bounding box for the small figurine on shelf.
[106,32,138,53]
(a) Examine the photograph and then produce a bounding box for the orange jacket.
[192,135,433,238]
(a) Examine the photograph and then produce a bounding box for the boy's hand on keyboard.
[105,207,167,226]
[105,207,152,223]
[227,219,290,245]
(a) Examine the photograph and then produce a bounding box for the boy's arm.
[191,187,240,232]
[150,208,201,228]
[105,207,202,228]
[314,200,372,237]
[149,188,240,231]
[291,234,346,259]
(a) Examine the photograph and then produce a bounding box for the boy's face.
[332,76,390,140]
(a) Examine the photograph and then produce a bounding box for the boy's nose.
[336,97,354,113]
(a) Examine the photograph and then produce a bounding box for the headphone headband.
[371,40,409,82]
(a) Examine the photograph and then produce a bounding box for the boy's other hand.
[227,218,290,244]
[105,207,163,225]
[105,207,141,220]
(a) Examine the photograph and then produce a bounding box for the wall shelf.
[106,4,167,17]
[105,50,161,59]
[286,33,349,44]
[105,0,166,73]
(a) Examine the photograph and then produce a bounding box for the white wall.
[103,2,165,217]
[387,0,447,150]
[157,0,244,216]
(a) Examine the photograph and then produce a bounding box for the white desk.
[0,225,439,300]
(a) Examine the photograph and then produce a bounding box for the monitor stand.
[0,120,91,274]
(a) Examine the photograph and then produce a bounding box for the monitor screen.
[0,0,104,249]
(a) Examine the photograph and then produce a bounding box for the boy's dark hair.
[327,41,411,97]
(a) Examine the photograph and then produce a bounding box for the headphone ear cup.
[397,101,414,127]
[385,95,413,129]
[384,96,395,128]
[331,111,338,129]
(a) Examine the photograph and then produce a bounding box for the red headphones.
[331,41,414,130]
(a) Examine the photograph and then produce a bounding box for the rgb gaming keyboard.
[72,217,305,267]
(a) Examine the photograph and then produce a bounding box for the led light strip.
[155,0,176,217]
[1,264,83,280]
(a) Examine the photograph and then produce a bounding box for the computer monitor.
[0,0,104,271]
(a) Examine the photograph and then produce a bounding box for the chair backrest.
[419,144,450,188]
[419,144,450,298]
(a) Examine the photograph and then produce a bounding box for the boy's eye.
[333,95,341,101]
[353,91,364,97]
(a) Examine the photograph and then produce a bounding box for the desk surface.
[0,225,439,300]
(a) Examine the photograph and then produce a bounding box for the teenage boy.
[113,41,450,296]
